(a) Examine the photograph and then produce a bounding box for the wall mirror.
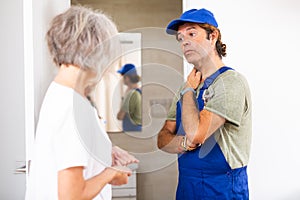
[72,0,183,137]
[95,33,142,133]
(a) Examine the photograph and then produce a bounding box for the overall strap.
[135,88,142,94]
[197,66,233,110]
[175,66,234,133]
[202,66,233,90]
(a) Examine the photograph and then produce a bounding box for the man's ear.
[209,29,219,45]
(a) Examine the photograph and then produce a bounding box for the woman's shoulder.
[38,82,78,124]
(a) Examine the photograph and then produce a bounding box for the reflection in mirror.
[116,63,142,132]
[95,33,142,133]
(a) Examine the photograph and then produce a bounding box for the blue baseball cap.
[166,8,218,35]
[117,63,137,75]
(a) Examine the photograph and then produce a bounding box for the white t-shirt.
[26,82,112,200]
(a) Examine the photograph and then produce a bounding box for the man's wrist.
[180,136,197,152]
[180,87,196,98]
[177,136,185,153]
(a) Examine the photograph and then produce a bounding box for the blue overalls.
[175,67,249,200]
[123,88,142,132]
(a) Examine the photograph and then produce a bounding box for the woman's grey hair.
[46,6,119,80]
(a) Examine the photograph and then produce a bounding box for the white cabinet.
[112,171,137,199]
[112,163,138,200]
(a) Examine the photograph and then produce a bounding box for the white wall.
[0,0,26,198]
[184,0,300,199]
[31,0,70,123]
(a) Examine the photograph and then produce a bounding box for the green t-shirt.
[167,70,252,169]
[121,89,142,125]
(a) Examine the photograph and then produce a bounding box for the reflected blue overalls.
[123,88,142,132]
[175,67,249,200]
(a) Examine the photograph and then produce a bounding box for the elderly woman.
[25,6,138,200]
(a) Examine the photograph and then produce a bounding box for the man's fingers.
[192,67,197,73]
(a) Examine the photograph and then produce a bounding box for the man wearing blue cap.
[117,64,142,132]
[157,8,252,199]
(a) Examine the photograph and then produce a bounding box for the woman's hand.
[112,146,139,166]
[106,166,132,186]
[58,166,131,199]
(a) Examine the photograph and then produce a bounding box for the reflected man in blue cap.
[157,8,252,199]
[117,64,142,132]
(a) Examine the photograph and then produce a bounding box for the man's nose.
[182,38,190,47]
